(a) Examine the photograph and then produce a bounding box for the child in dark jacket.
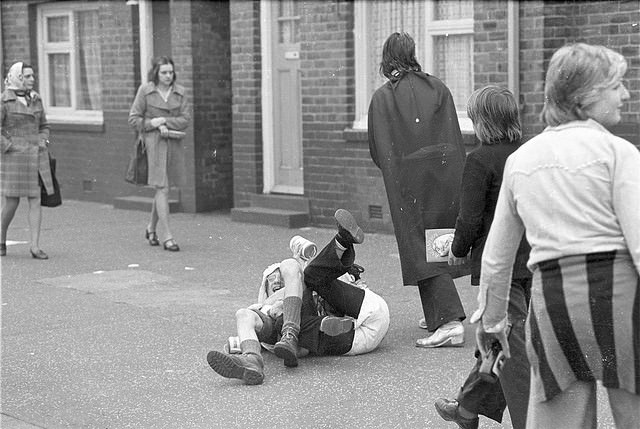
[435,86,531,429]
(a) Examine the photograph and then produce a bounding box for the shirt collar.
[544,119,610,134]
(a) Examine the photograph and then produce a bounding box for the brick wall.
[1,1,141,203]
[230,0,263,208]
[1,1,33,73]
[3,0,235,211]
[36,2,139,204]
[473,1,510,89]
[300,0,361,228]
[571,0,640,145]
[520,1,639,142]
[472,1,639,145]
[189,0,233,211]
[170,0,197,212]
[518,1,548,139]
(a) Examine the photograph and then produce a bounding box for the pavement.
[0,200,616,428]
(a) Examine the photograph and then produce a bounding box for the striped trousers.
[526,250,640,428]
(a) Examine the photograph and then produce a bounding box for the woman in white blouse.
[472,43,639,428]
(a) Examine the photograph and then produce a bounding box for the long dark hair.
[379,32,422,81]
[147,56,176,85]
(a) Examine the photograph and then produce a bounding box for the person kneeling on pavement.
[206,209,390,385]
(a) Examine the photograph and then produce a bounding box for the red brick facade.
[0,0,232,213]
[2,0,638,231]
[230,0,639,231]
[229,0,263,208]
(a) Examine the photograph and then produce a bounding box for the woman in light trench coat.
[1,62,54,259]
[129,56,190,251]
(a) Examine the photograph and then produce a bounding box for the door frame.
[260,0,276,194]
[259,0,303,195]
[136,0,154,86]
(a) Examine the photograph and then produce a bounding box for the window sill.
[344,126,478,151]
[50,121,104,133]
[343,127,368,143]
[345,117,475,144]
[48,112,104,133]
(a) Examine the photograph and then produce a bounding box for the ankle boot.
[206,350,264,385]
[274,328,299,367]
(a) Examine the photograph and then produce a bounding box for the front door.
[264,0,303,194]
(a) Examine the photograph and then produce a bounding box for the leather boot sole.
[274,343,298,368]
[206,351,264,385]
[334,209,364,244]
[320,316,354,336]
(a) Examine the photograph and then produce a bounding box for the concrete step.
[231,206,309,228]
[113,196,181,213]
[249,194,309,212]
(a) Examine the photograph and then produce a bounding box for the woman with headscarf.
[1,62,54,259]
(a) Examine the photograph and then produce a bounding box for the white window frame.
[353,0,473,132]
[37,2,103,125]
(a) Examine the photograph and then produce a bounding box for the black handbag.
[125,136,148,185]
[40,153,62,207]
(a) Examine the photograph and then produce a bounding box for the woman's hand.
[476,321,510,359]
[149,117,166,128]
[158,125,169,138]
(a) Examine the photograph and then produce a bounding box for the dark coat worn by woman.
[368,71,466,286]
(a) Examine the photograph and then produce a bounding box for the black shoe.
[206,351,264,385]
[334,209,364,245]
[274,329,299,367]
[163,239,180,251]
[434,398,479,429]
[30,249,49,260]
[0,243,6,257]
[145,229,160,246]
[320,316,354,336]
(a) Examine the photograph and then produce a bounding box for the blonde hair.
[467,86,521,144]
[541,43,627,126]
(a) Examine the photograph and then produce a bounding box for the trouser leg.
[304,238,364,317]
[304,237,354,287]
[457,350,507,422]
[499,278,531,429]
[312,279,364,319]
[607,387,640,429]
[456,278,530,426]
[526,379,597,429]
[417,273,466,331]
